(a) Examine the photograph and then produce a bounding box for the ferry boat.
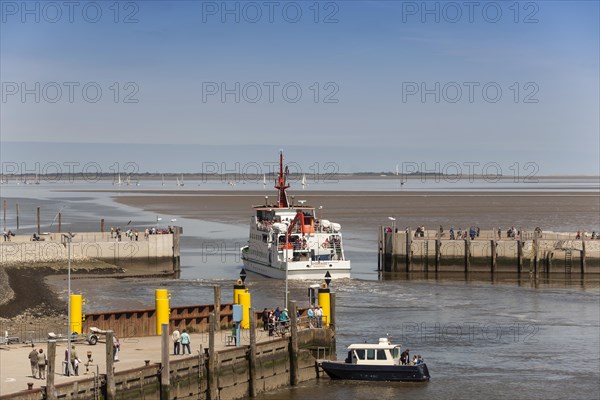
[240,152,351,280]
[320,337,430,382]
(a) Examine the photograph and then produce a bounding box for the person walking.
[37,349,47,379]
[180,329,191,355]
[28,345,39,378]
[172,328,181,355]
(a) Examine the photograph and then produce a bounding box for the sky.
[0,0,599,174]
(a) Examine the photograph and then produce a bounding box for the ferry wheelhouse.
[240,152,351,280]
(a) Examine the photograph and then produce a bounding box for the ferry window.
[377,350,387,360]
[366,349,375,360]
[392,348,400,359]
[354,350,365,360]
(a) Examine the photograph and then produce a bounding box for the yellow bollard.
[318,287,331,327]
[155,289,170,335]
[233,279,246,304]
[238,290,251,329]
[69,294,83,334]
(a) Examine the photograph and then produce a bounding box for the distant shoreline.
[2,174,599,181]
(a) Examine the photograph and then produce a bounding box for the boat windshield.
[391,347,400,359]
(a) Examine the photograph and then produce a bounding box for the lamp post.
[285,232,289,307]
[388,217,396,232]
[62,232,75,376]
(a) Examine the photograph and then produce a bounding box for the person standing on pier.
[261,308,269,331]
[113,335,121,361]
[37,349,47,379]
[307,305,315,328]
[28,345,39,378]
[180,329,191,355]
[172,328,181,355]
[315,306,323,328]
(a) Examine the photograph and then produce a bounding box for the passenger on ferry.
[400,349,410,365]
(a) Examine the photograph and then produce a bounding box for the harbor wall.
[0,230,180,266]
[0,329,333,400]
[379,230,600,274]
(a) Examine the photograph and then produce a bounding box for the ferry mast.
[275,151,290,208]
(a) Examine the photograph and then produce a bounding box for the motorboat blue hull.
[320,361,430,382]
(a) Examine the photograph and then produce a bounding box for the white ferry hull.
[242,257,351,280]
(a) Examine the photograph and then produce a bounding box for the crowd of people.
[400,348,424,365]
[110,226,175,241]
[260,305,323,336]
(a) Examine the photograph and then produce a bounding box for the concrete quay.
[379,228,600,274]
[0,230,180,266]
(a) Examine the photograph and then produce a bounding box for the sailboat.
[177,174,184,187]
[301,174,307,189]
[162,174,165,186]
[114,174,123,186]
[34,173,40,185]
[263,174,266,188]
[396,164,405,189]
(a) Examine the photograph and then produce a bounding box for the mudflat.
[112,190,600,232]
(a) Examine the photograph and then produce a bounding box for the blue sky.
[1,0,598,174]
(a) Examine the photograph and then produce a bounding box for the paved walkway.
[0,327,284,397]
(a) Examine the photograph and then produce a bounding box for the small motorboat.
[320,337,430,382]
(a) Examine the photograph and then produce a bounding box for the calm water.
[2,183,600,400]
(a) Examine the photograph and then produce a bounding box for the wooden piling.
[464,239,471,273]
[249,309,257,397]
[37,207,41,234]
[581,237,586,274]
[213,286,221,331]
[106,331,116,400]
[15,203,19,230]
[160,324,170,400]
[533,233,539,277]
[435,237,440,272]
[207,313,218,400]
[491,240,497,273]
[377,226,383,271]
[517,240,523,273]
[288,300,299,386]
[406,227,412,272]
[58,212,61,233]
[46,340,57,400]
[101,218,105,233]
